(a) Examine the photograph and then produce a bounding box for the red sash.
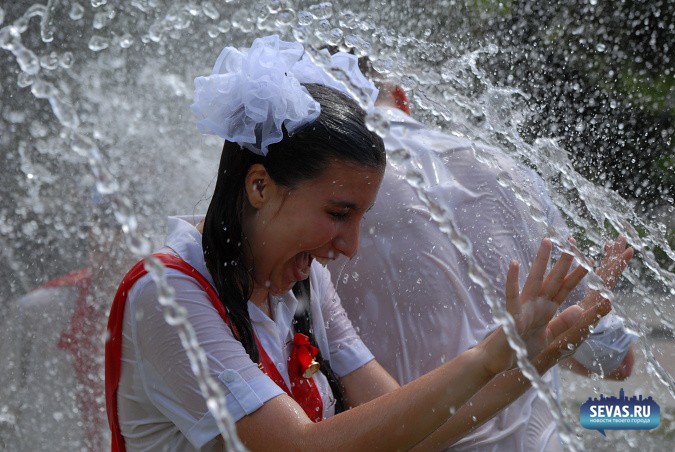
[105,253,323,452]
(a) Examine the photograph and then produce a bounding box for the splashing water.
[0,1,672,450]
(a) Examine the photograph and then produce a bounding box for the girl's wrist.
[473,329,512,378]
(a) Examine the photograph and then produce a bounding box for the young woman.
[105,35,619,451]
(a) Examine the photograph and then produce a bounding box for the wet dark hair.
[202,83,385,413]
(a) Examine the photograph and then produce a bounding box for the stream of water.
[1,1,672,450]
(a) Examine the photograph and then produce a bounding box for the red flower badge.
[291,332,320,378]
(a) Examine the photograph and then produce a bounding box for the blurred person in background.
[0,193,125,451]
[330,67,636,451]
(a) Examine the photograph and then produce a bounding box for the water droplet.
[88,35,109,52]
[69,3,85,20]
[201,2,219,20]
[596,42,606,52]
[275,9,295,25]
[343,34,371,57]
[93,8,116,30]
[339,10,358,29]
[31,79,58,98]
[29,121,48,138]
[401,75,417,90]
[91,0,108,7]
[119,34,133,49]
[17,72,35,88]
[267,0,282,12]
[297,10,314,26]
[309,2,333,20]
[16,47,41,75]
[206,24,219,38]
[40,51,59,70]
[405,171,424,188]
[217,19,231,33]
[127,233,151,256]
[324,27,343,46]
[365,111,390,137]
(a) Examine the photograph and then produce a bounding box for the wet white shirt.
[330,108,633,451]
[117,215,373,451]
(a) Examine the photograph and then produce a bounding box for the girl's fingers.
[532,299,612,373]
[552,264,589,305]
[596,236,634,289]
[521,239,552,303]
[546,305,583,340]
[600,247,634,289]
[541,251,575,300]
[506,260,521,317]
[579,235,633,309]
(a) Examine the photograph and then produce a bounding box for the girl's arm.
[410,297,611,450]
[231,239,594,450]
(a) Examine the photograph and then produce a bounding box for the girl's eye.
[329,211,348,220]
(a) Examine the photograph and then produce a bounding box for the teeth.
[314,256,330,267]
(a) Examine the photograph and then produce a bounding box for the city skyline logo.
[580,388,660,436]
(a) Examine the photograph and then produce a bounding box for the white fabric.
[330,108,632,451]
[191,35,319,156]
[117,215,373,451]
[294,50,379,111]
[191,35,378,155]
[572,311,637,373]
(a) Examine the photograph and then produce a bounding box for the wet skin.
[242,160,383,308]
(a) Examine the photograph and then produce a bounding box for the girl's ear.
[244,163,273,209]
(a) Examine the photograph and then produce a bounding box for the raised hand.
[479,238,590,374]
[528,235,633,374]
[579,235,634,310]
[506,238,590,360]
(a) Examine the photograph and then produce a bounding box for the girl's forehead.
[302,162,383,189]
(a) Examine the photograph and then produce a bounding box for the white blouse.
[117,215,373,451]
[331,108,635,452]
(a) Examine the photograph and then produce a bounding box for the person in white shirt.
[105,36,627,451]
[329,82,635,450]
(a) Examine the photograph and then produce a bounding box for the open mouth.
[293,252,313,281]
[292,252,335,283]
